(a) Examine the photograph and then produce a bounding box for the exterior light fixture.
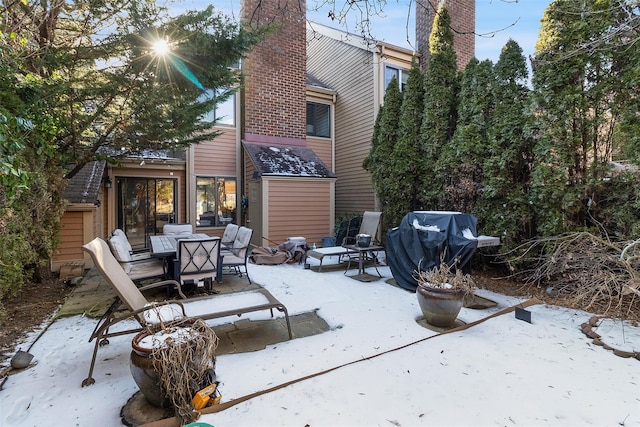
[104,176,112,189]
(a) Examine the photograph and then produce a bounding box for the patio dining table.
[149,233,211,258]
[149,234,221,282]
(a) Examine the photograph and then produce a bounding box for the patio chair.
[174,237,221,294]
[163,223,194,235]
[221,226,253,283]
[343,211,382,246]
[221,223,239,249]
[111,229,150,260]
[306,211,383,272]
[107,234,166,282]
[81,237,292,386]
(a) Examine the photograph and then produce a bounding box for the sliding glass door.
[116,177,176,249]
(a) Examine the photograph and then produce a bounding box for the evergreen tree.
[418,5,459,210]
[0,1,261,294]
[1,2,262,180]
[387,57,425,227]
[614,2,640,165]
[443,58,495,214]
[363,76,403,228]
[531,0,630,235]
[479,39,535,246]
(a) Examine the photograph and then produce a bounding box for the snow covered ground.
[1,259,639,427]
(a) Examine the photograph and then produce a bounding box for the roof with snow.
[243,143,336,178]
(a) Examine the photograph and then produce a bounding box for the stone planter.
[416,283,465,328]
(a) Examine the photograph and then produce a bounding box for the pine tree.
[363,76,403,228]
[0,1,261,293]
[479,39,535,246]
[418,5,459,210]
[0,2,262,180]
[531,0,626,235]
[443,58,495,214]
[387,57,425,227]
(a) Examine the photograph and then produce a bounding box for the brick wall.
[416,0,475,71]
[241,0,307,140]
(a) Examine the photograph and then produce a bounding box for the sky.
[174,1,552,63]
[307,0,552,63]
[2,255,639,426]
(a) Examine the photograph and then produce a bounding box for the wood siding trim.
[262,177,335,246]
[51,206,97,271]
[193,128,238,176]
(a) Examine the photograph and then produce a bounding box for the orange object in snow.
[192,382,221,410]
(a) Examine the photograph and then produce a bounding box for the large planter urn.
[130,328,174,407]
[416,283,465,328]
[130,322,202,407]
[130,321,218,409]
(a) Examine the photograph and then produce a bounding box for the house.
[307,22,416,217]
[307,0,475,218]
[51,0,475,272]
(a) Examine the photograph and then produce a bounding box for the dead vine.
[149,318,219,425]
[499,232,640,320]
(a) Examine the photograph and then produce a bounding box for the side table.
[342,244,385,282]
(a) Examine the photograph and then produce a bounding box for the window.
[195,177,237,227]
[199,89,235,126]
[306,102,331,138]
[384,65,409,91]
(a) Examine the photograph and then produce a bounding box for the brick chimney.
[416,0,475,71]
[241,0,307,143]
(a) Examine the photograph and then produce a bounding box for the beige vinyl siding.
[307,29,377,218]
[307,136,333,170]
[194,127,237,175]
[265,178,333,246]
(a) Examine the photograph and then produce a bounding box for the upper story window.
[306,102,331,138]
[384,65,409,92]
[199,88,235,127]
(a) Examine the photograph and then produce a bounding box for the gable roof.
[63,161,106,204]
[243,143,336,178]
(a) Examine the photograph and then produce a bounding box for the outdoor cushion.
[222,253,244,265]
[112,229,133,252]
[108,234,164,280]
[108,235,133,272]
[163,223,193,235]
[111,229,151,261]
[221,223,239,248]
[126,259,165,282]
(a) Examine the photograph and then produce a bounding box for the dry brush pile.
[501,232,640,320]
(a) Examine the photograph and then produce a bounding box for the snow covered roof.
[243,143,335,178]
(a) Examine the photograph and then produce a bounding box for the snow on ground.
[1,258,639,427]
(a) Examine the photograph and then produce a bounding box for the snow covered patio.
[1,257,639,427]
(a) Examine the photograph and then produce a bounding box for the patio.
[1,256,639,427]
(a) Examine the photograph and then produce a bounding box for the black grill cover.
[386,211,479,291]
